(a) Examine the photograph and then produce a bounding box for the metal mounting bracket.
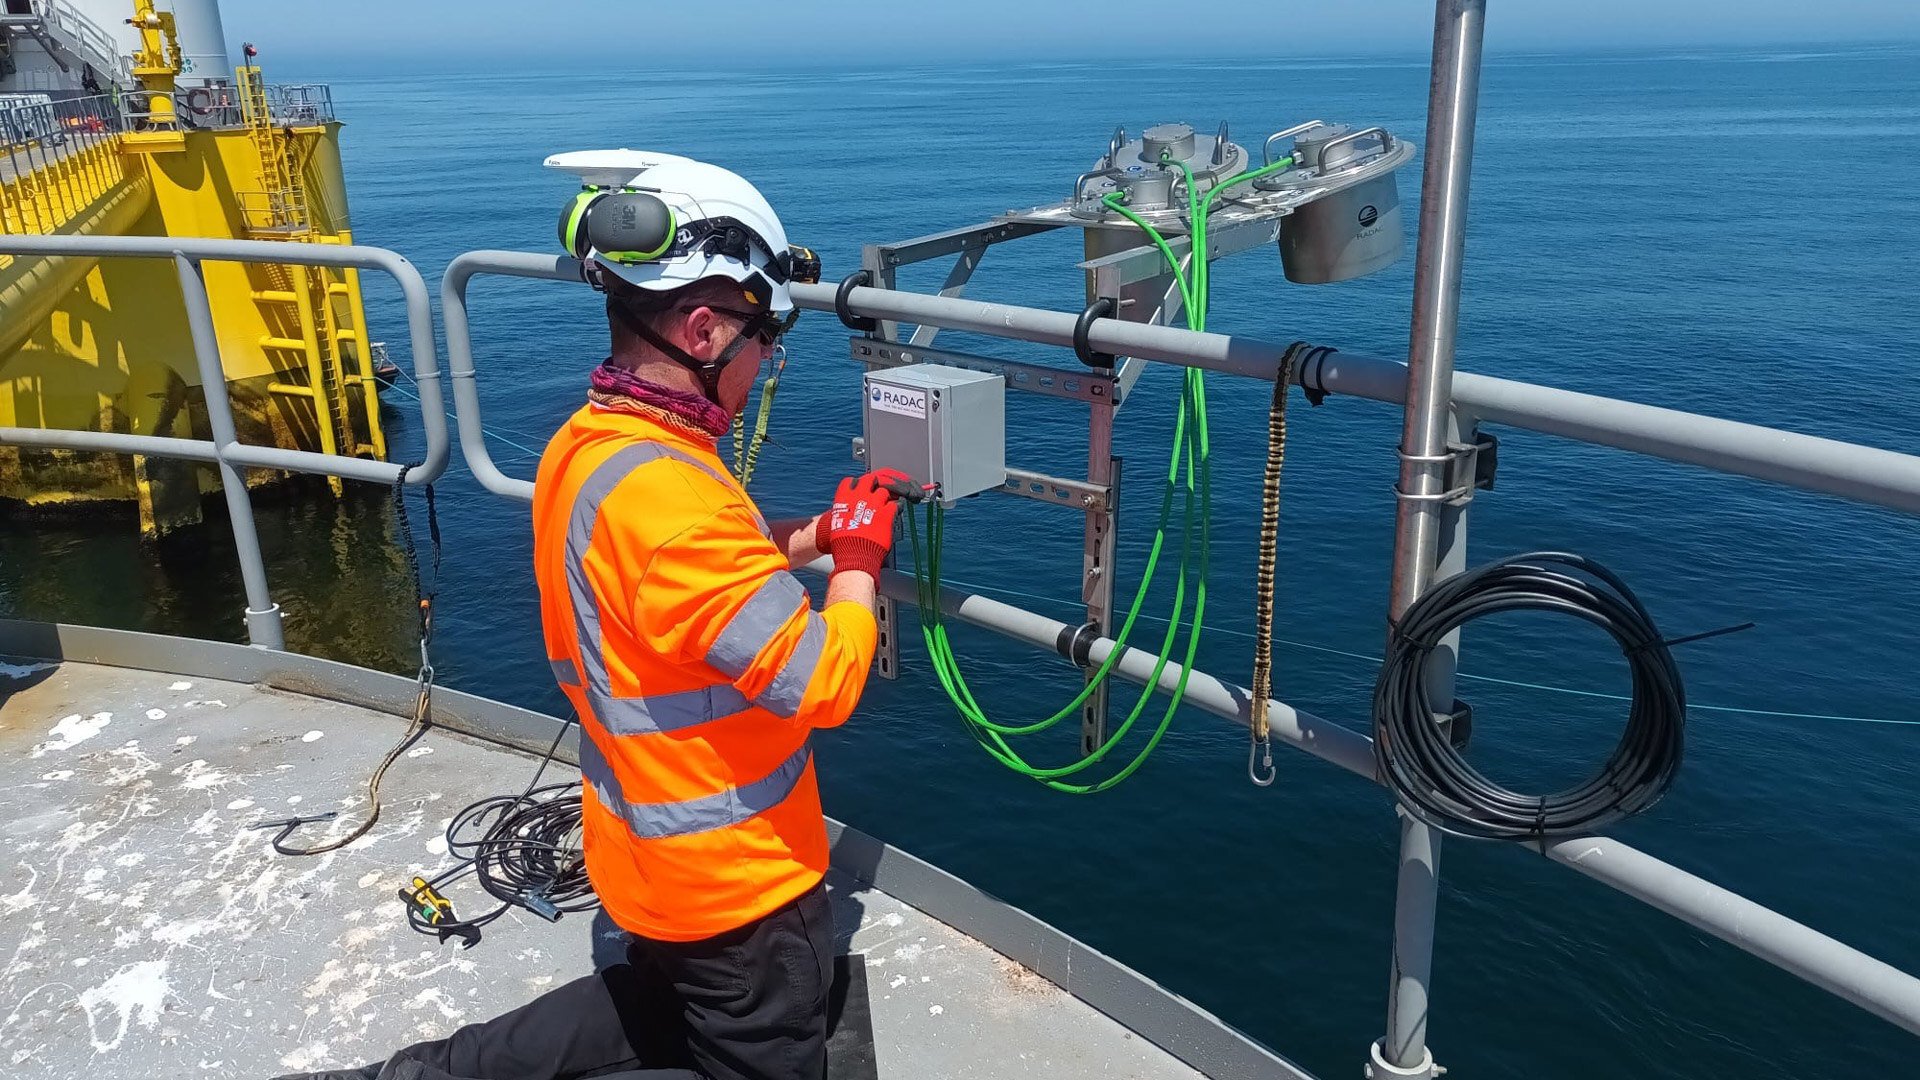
[850,437,1112,514]
[1438,698,1472,750]
[1392,431,1498,507]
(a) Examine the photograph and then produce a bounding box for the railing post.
[1374,2,1489,1078]
[174,253,286,649]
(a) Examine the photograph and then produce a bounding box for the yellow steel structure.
[0,4,386,533]
[122,0,186,154]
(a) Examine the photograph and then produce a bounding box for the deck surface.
[0,658,1204,1079]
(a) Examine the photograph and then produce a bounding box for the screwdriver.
[880,478,940,504]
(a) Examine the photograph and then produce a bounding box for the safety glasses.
[693,304,800,348]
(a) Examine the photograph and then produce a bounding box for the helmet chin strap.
[609,297,757,405]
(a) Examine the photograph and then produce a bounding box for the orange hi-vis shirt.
[532,402,878,942]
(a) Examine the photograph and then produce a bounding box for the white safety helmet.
[546,149,814,314]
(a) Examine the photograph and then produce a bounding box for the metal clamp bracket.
[1454,431,1498,493]
[1439,698,1472,750]
[1074,297,1119,369]
[835,269,878,334]
[1392,432,1499,506]
[1002,468,1112,513]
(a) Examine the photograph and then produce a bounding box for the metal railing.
[437,246,1920,1064]
[114,82,336,133]
[0,92,127,234]
[1,91,122,152]
[265,83,337,126]
[0,235,448,648]
[5,232,1920,1073]
[5,0,133,88]
[5,130,1920,1080]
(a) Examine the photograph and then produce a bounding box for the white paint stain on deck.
[31,713,111,758]
[76,959,172,1051]
[173,759,231,791]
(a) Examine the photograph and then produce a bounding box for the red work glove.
[813,469,909,553]
[817,468,908,580]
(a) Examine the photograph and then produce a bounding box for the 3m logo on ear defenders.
[558,188,677,264]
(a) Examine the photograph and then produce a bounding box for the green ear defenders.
[557,188,677,265]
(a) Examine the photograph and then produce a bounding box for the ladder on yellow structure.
[236,63,308,235]
[235,63,386,484]
[254,262,375,493]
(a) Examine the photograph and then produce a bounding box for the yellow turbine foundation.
[1,107,387,535]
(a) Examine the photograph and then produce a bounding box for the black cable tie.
[1288,343,1336,407]
[1074,298,1118,369]
[1054,621,1103,668]
[834,269,878,334]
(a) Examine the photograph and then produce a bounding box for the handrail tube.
[1447,368,1920,512]
[0,425,410,486]
[842,564,1380,779]
[1536,833,1920,1036]
[225,444,410,485]
[787,281,1920,517]
[435,258,1920,518]
[817,563,1920,1040]
[0,234,449,485]
[439,250,585,501]
[0,426,220,463]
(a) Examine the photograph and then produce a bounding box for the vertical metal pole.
[861,244,904,346]
[175,254,286,649]
[1374,3,1488,1078]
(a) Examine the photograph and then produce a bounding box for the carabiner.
[1248,733,1277,788]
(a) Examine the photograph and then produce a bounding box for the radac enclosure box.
[862,365,1006,504]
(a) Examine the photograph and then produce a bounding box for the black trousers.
[353,883,835,1080]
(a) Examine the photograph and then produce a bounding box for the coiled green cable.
[903,148,1296,793]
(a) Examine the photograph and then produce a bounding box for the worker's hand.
[813,469,910,553]
[821,469,907,581]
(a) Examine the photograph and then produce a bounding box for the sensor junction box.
[862,365,1006,505]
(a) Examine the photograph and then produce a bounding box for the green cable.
[905,374,1196,745]
[901,190,1205,748]
[905,148,1289,792]
[1099,191,1196,312]
[910,378,1203,787]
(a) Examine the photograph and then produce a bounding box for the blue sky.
[219,0,1920,70]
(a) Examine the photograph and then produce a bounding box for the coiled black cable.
[447,781,598,913]
[404,721,601,942]
[1372,552,1686,840]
